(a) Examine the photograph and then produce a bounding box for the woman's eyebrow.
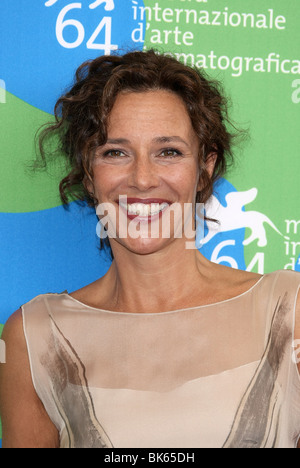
[153,136,189,147]
[106,138,130,144]
[105,136,189,146]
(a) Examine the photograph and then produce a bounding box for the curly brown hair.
[38,49,238,207]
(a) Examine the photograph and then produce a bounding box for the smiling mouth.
[118,198,171,219]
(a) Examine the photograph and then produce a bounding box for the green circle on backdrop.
[0,92,64,213]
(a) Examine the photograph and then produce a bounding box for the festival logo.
[203,186,288,248]
[0,0,145,114]
[199,179,299,274]
[0,0,146,214]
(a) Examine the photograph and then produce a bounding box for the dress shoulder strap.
[272,269,300,297]
[223,269,300,448]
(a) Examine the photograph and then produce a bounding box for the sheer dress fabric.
[22,270,300,448]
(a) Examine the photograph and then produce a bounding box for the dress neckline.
[64,274,267,316]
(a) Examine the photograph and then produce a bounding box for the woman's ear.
[206,152,218,177]
[197,152,217,192]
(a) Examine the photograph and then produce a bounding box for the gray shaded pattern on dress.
[41,315,113,448]
[223,294,291,448]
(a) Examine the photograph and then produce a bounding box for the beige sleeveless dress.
[22,269,300,448]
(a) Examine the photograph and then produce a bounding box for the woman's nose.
[127,155,160,192]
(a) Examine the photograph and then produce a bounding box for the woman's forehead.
[107,90,197,143]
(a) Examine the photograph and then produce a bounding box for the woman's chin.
[111,236,175,256]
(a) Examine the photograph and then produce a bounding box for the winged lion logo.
[203,187,289,247]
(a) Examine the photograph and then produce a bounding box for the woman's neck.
[103,240,211,314]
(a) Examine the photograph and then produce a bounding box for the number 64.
[56,3,118,54]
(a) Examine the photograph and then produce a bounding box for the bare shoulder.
[209,263,263,293]
[228,267,262,285]
[0,309,59,448]
[0,309,27,370]
[69,272,114,310]
[69,279,104,308]
[1,307,25,346]
[194,260,263,306]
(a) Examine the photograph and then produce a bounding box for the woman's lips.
[117,197,171,221]
[123,197,173,205]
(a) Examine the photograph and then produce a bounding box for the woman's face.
[93,89,209,255]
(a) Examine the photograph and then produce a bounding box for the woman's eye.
[103,150,125,158]
[160,149,183,158]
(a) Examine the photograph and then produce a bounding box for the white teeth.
[119,202,169,216]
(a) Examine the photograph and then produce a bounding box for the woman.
[0,50,299,448]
